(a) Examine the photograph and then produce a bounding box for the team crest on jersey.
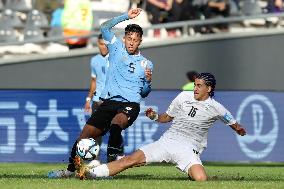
[140,60,148,68]
[125,107,132,111]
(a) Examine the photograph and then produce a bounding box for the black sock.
[67,140,77,172]
[107,124,124,162]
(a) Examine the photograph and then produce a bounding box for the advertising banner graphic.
[0,90,283,162]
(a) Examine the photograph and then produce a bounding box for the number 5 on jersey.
[128,63,135,73]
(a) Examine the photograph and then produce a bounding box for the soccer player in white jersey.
[80,72,246,181]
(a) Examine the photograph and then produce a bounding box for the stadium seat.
[0,17,18,43]
[47,26,65,44]
[23,25,45,41]
[0,0,3,11]
[8,0,32,12]
[48,26,63,38]
[242,0,262,15]
[25,9,49,28]
[1,9,24,28]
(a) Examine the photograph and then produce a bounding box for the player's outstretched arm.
[84,78,96,113]
[145,108,173,123]
[100,8,142,42]
[229,123,246,136]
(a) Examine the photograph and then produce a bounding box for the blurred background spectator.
[50,0,64,28]
[2,0,284,57]
[204,0,231,32]
[266,0,284,13]
[182,71,199,91]
[62,0,93,49]
[146,0,186,37]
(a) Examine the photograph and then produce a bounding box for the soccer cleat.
[47,169,74,178]
[86,159,101,168]
[74,155,90,180]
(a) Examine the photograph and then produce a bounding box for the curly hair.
[197,73,216,97]
[125,24,143,37]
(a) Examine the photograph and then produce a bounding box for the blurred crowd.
[0,0,284,56]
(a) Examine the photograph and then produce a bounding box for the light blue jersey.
[100,13,153,103]
[90,54,109,102]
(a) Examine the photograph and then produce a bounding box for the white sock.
[89,164,109,178]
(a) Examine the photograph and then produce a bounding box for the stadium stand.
[1,0,284,58]
[8,0,32,12]
[25,9,49,28]
[0,0,3,10]
[0,13,18,43]
[1,9,23,28]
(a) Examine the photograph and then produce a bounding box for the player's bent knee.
[193,174,207,181]
[111,113,128,127]
[188,164,207,181]
[79,126,103,141]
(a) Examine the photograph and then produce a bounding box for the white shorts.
[139,136,202,174]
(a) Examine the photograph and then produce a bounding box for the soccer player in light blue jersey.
[84,34,109,113]
[48,8,153,178]
[92,7,153,162]
[84,34,125,164]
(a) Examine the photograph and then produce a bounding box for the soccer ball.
[76,138,100,160]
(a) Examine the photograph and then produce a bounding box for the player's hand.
[145,108,158,120]
[145,68,152,82]
[84,102,92,114]
[128,8,142,19]
[236,126,246,136]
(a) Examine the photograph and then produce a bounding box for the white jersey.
[163,91,236,151]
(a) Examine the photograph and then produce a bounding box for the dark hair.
[186,71,199,82]
[125,24,143,37]
[98,34,103,40]
[196,72,216,97]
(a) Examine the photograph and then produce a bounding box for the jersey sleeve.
[140,83,151,98]
[90,56,99,78]
[215,102,237,125]
[100,13,129,45]
[140,60,154,98]
[166,92,187,118]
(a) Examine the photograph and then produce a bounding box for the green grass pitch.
[0,162,283,189]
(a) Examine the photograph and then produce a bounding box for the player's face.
[97,39,108,56]
[194,79,211,101]
[124,32,142,55]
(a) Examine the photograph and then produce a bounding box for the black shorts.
[86,100,140,135]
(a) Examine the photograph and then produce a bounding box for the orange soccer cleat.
[74,155,89,180]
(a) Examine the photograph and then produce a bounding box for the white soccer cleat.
[47,169,74,178]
